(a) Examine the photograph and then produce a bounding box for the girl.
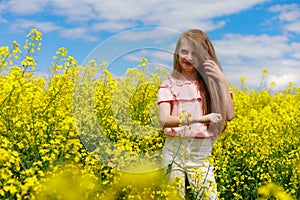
[157,29,234,199]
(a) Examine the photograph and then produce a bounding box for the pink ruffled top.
[157,77,214,138]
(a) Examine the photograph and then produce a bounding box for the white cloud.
[213,33,300,89]
[269,4,300,22]
[144,0,266,31]
[290,43,300,59]
[122,49,173,64]
[11,19,60,33]
[266,73,299,90]
[7,0,50,14]
[0,1,8,23]
[91,0,153,22]
[269,3,300,34]
[58,27,98,42]
[92,21,137,32]
[222,64,300,91]
[0,17,6,23]
[284,21,300,34]
[9,19,98,42]
[150,51,174,63]
[3,0,268,34]
[49,0,97,22]
[0,0,266,41]
[115,27,180,42]
[223,65,264,88]
[214,34,290,60]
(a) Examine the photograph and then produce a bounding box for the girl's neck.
[180,71,198,81]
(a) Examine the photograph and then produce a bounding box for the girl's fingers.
[204,63,222,81]
[204,60,218,67]
[206,72,222,82]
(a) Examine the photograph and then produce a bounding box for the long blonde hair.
[172,29,227,136]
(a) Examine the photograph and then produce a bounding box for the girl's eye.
[180,50,188,54]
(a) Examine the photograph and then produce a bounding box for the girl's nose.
[186,53,193,61]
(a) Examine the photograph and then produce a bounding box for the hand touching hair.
[173,29,230,137]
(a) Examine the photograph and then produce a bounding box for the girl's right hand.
[199,113,222,124]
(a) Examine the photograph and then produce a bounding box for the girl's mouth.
[184,61,194,66]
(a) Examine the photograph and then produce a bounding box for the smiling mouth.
[184,61,194,66]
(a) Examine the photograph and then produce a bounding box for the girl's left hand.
[203,60,223,82]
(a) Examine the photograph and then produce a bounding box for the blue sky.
[1,0,300,90]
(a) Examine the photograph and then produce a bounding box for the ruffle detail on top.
[157,79,201,104]
[157,77,214,139]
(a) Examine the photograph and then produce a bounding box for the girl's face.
[178,38,200,74]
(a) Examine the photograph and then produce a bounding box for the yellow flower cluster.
[0,29,299,199]
[211,75,300,199]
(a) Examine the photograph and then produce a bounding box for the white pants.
[162,136,218,200]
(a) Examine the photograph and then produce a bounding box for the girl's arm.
[158,102,180,127]
[159,102,223,128]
